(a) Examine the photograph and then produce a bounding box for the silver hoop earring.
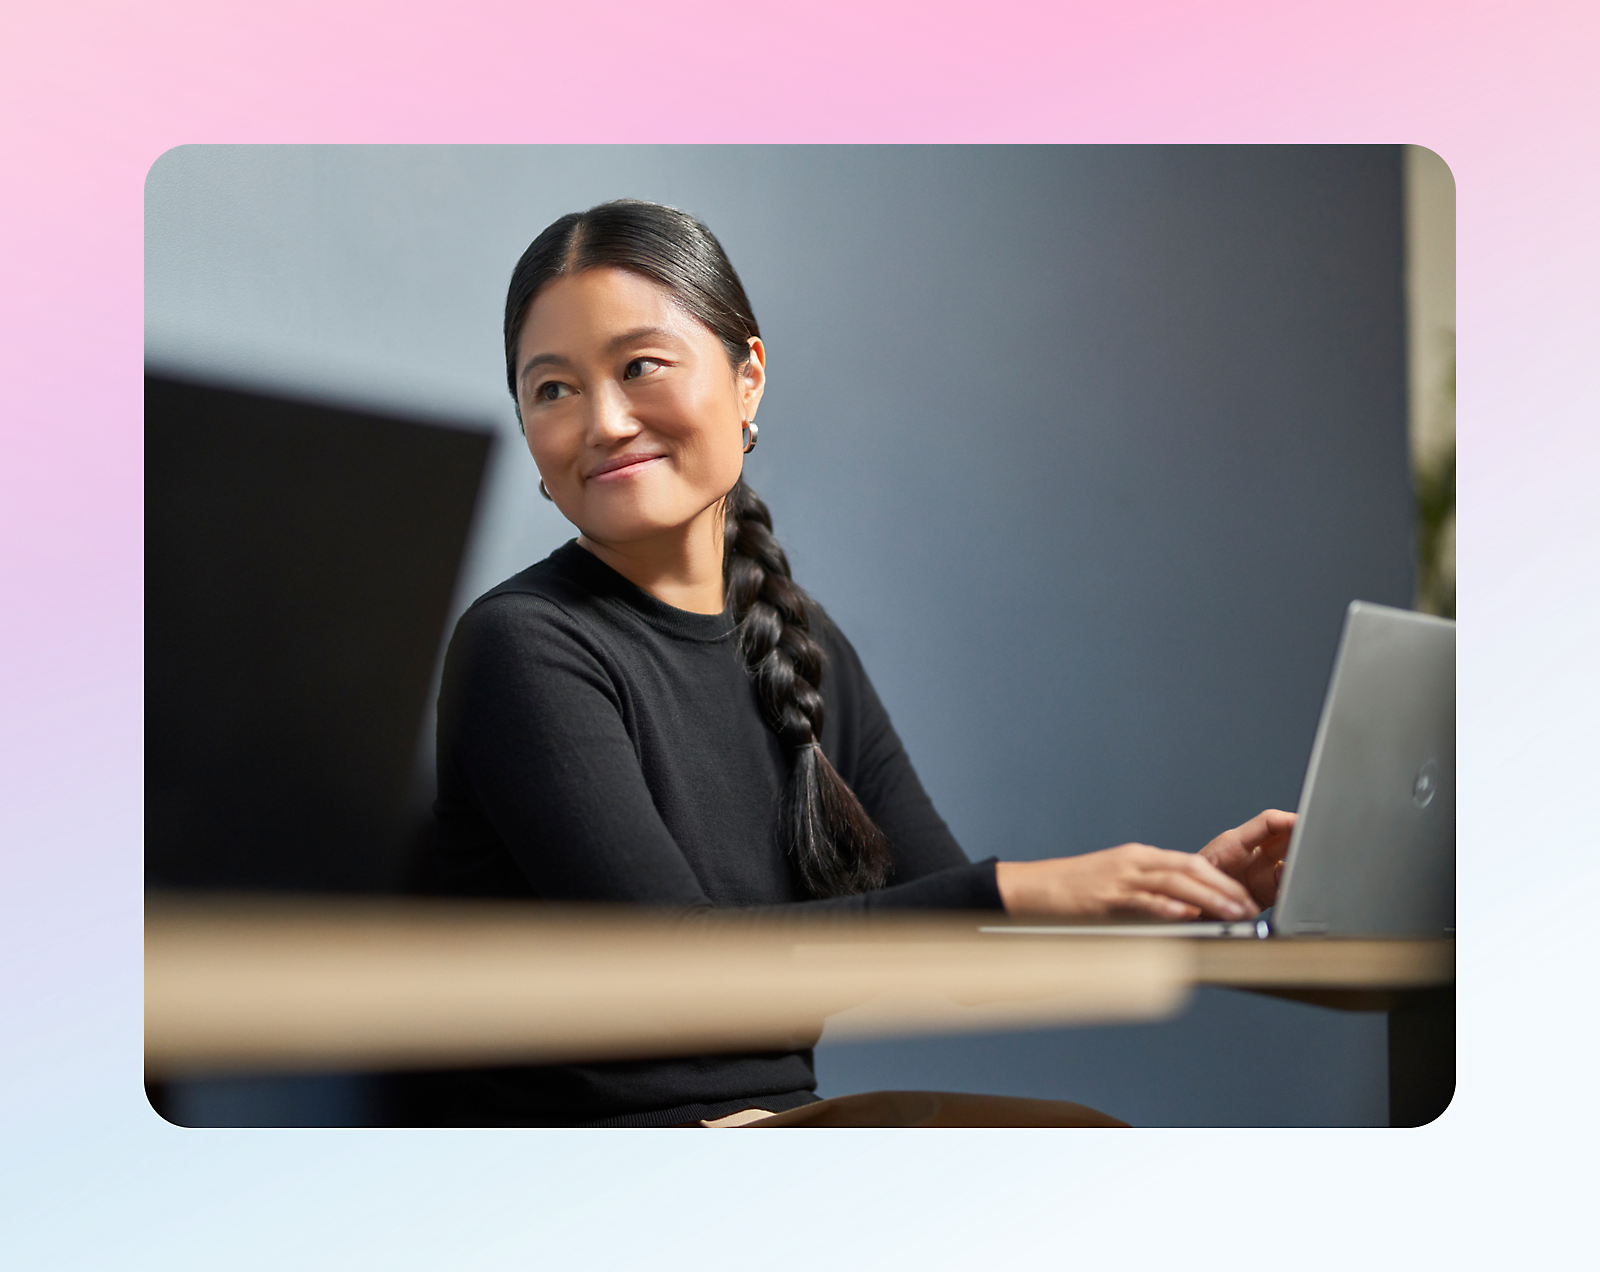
[539,479,553,501]
[742,421,759,454]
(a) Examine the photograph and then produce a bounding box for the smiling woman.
[419,199,1292,1127]
[515,269,756,585]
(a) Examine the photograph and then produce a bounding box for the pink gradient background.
[1,1,1596,1266]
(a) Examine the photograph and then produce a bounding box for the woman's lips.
[586,453,667,483]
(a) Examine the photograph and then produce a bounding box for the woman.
[427,199,1293,1127]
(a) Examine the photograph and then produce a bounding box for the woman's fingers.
[1190,853,1256,906]
[1233,810,1295,908]
[1235,809,1296,854]
[1127,845,1255,917]
[1144,866,1253,919]
[1240,853,1282,908]
[1119,891,1202,920]
[1198,812,1295,898]
[1146,844,1254,904]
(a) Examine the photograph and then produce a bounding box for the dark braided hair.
[722,480,893,895]
[504,200,892,897]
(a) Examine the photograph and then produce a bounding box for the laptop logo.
[1412,758,1440,809]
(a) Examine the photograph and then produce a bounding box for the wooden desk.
[146,897,1453,1125]
[1190,936,1455,1126]
[145,896,1194,1077]
[983,928,1455,1126]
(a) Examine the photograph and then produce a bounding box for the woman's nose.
[586,383,639,443]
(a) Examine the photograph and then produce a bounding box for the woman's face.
[514,266,764,549]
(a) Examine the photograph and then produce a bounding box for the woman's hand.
[1197,809,1296,911]
[996,843,1259,921]
[993,810,1297,921]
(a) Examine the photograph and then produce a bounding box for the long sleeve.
[440,595,713,903]
[432,582,1001,913]
[423,543,1000,1126]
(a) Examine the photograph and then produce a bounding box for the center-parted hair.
[503,199,892,897]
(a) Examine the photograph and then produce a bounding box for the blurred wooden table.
[1196,936,1455,1126]
[146,896,1453,1125]
[144,896,1195,1077]
[985,925,1455,1127]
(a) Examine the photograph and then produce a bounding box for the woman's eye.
[624,358,662,380]
[536,381,571,402]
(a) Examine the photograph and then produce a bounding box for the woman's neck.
[576,500,728,615]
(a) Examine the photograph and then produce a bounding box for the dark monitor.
[146,374,493,892]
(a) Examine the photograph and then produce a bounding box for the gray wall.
[147,145,1411,1126]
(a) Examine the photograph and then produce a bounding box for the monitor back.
[1275,602,1455,937]
[146,375,492,892]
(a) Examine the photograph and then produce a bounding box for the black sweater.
[427,541,1002,1124]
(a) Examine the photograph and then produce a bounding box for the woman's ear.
[741,336,767,421]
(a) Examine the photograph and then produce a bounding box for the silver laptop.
[986,601,1455,940]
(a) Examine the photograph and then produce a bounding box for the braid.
[724,480,893,896]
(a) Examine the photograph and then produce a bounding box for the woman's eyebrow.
[604,326,679,353]
[518,351,569,384]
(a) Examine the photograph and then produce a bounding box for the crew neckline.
[549,540,737,643]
